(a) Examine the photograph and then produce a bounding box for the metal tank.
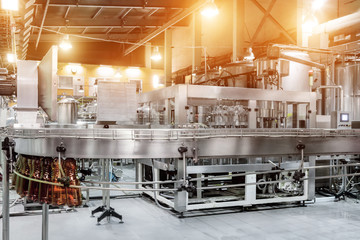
[280,51,311,92]
[57,97,78,124]
[336,62,360,121]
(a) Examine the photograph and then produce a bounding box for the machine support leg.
[1,141,11,240]
[92,159,123,224]
[174,146,188,213]
[42,204,49,240]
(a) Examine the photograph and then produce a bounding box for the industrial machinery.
[1,42,360,233]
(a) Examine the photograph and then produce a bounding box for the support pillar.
[164,29,172,86]
[192,12,202,76]
[1,141,10,240]
[232,0,245,62]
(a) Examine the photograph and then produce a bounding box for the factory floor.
[1,196,360,240]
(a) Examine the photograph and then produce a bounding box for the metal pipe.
[42,204,49,240]
[2,147,10,240]
[105,159,110,222]
[279,53,326,69]
[272,44,334,54]
[316,85,344,111]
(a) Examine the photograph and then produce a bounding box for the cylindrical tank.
[57,98,78,124]
[280,51,311,92]
[223,62,255,87]
[336,62,360,121]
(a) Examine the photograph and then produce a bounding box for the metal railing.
[6,127,360,140]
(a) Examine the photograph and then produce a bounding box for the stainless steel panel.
[38,46,58,121]
[97,81,137,123]
[11,128,360,158]
[16,60,38,109]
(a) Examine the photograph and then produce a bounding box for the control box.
[331,111,352,129]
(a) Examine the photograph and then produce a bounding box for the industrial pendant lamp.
[201,0,219,17]
[151,46,162,61]
[59,35,72,50]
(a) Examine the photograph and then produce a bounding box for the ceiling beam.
[250,0,276,45]
[92,7,103,19]
[35,0,50,49]
[30,33,148,42]
[34,0,191,9]
[120,8,132,20]
[64,6,70,18]
[124,0,208,55]
[250,0,296,44]
[40,17,189,28]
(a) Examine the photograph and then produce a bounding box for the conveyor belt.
[7,127,360,158]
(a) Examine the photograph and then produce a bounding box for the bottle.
[51,158,67,206]
[20,156,31,198]
[13,155,24,195]
[39,157,53,204]
[63,158,82,207]
[27,157,41,202]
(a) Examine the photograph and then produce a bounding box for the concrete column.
[192,12,202,74]
[145,43,152,69]
[232,0,245,62]
[164,29,172,86]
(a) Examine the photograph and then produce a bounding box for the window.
[58,76,73,89]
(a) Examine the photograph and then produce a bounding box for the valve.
[178,146,188,154]
[56,142,66,153]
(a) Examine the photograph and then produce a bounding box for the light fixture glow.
[114,72,122,78]
[7,53,16,63]
[65,64,83,75]
[302,14,318,33]
[152,75,164,88]
[1,0,19,11]
[312,0,326,11]
[151,46,162,61]
[97,66,114,77]
[243,48,255,61]
[201,0,219,17]
[78,85,84,93]
[59,35,72,50]
[126,67,141,78]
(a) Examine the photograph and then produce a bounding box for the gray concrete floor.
[1,197,360,240]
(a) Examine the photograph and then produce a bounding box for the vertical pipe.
[2,146,9,240]
[42,204,49,240]
[106,159,110,216]
[101,159,106,206]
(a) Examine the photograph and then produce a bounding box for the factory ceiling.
[0,0,359,69]
[5,0,203,66]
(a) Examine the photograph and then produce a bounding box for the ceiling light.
[1,0,19,11]
[151,46,162,61]
[126,67,141,78]
[97,66,114,77]
[114,72,122,78]
[59,35,72,50]
[201,0,219,17]
[302,14,318,33]
[312,0,326,11]
[7,53,16,63]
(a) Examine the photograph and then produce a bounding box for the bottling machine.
[1,42,360,240]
